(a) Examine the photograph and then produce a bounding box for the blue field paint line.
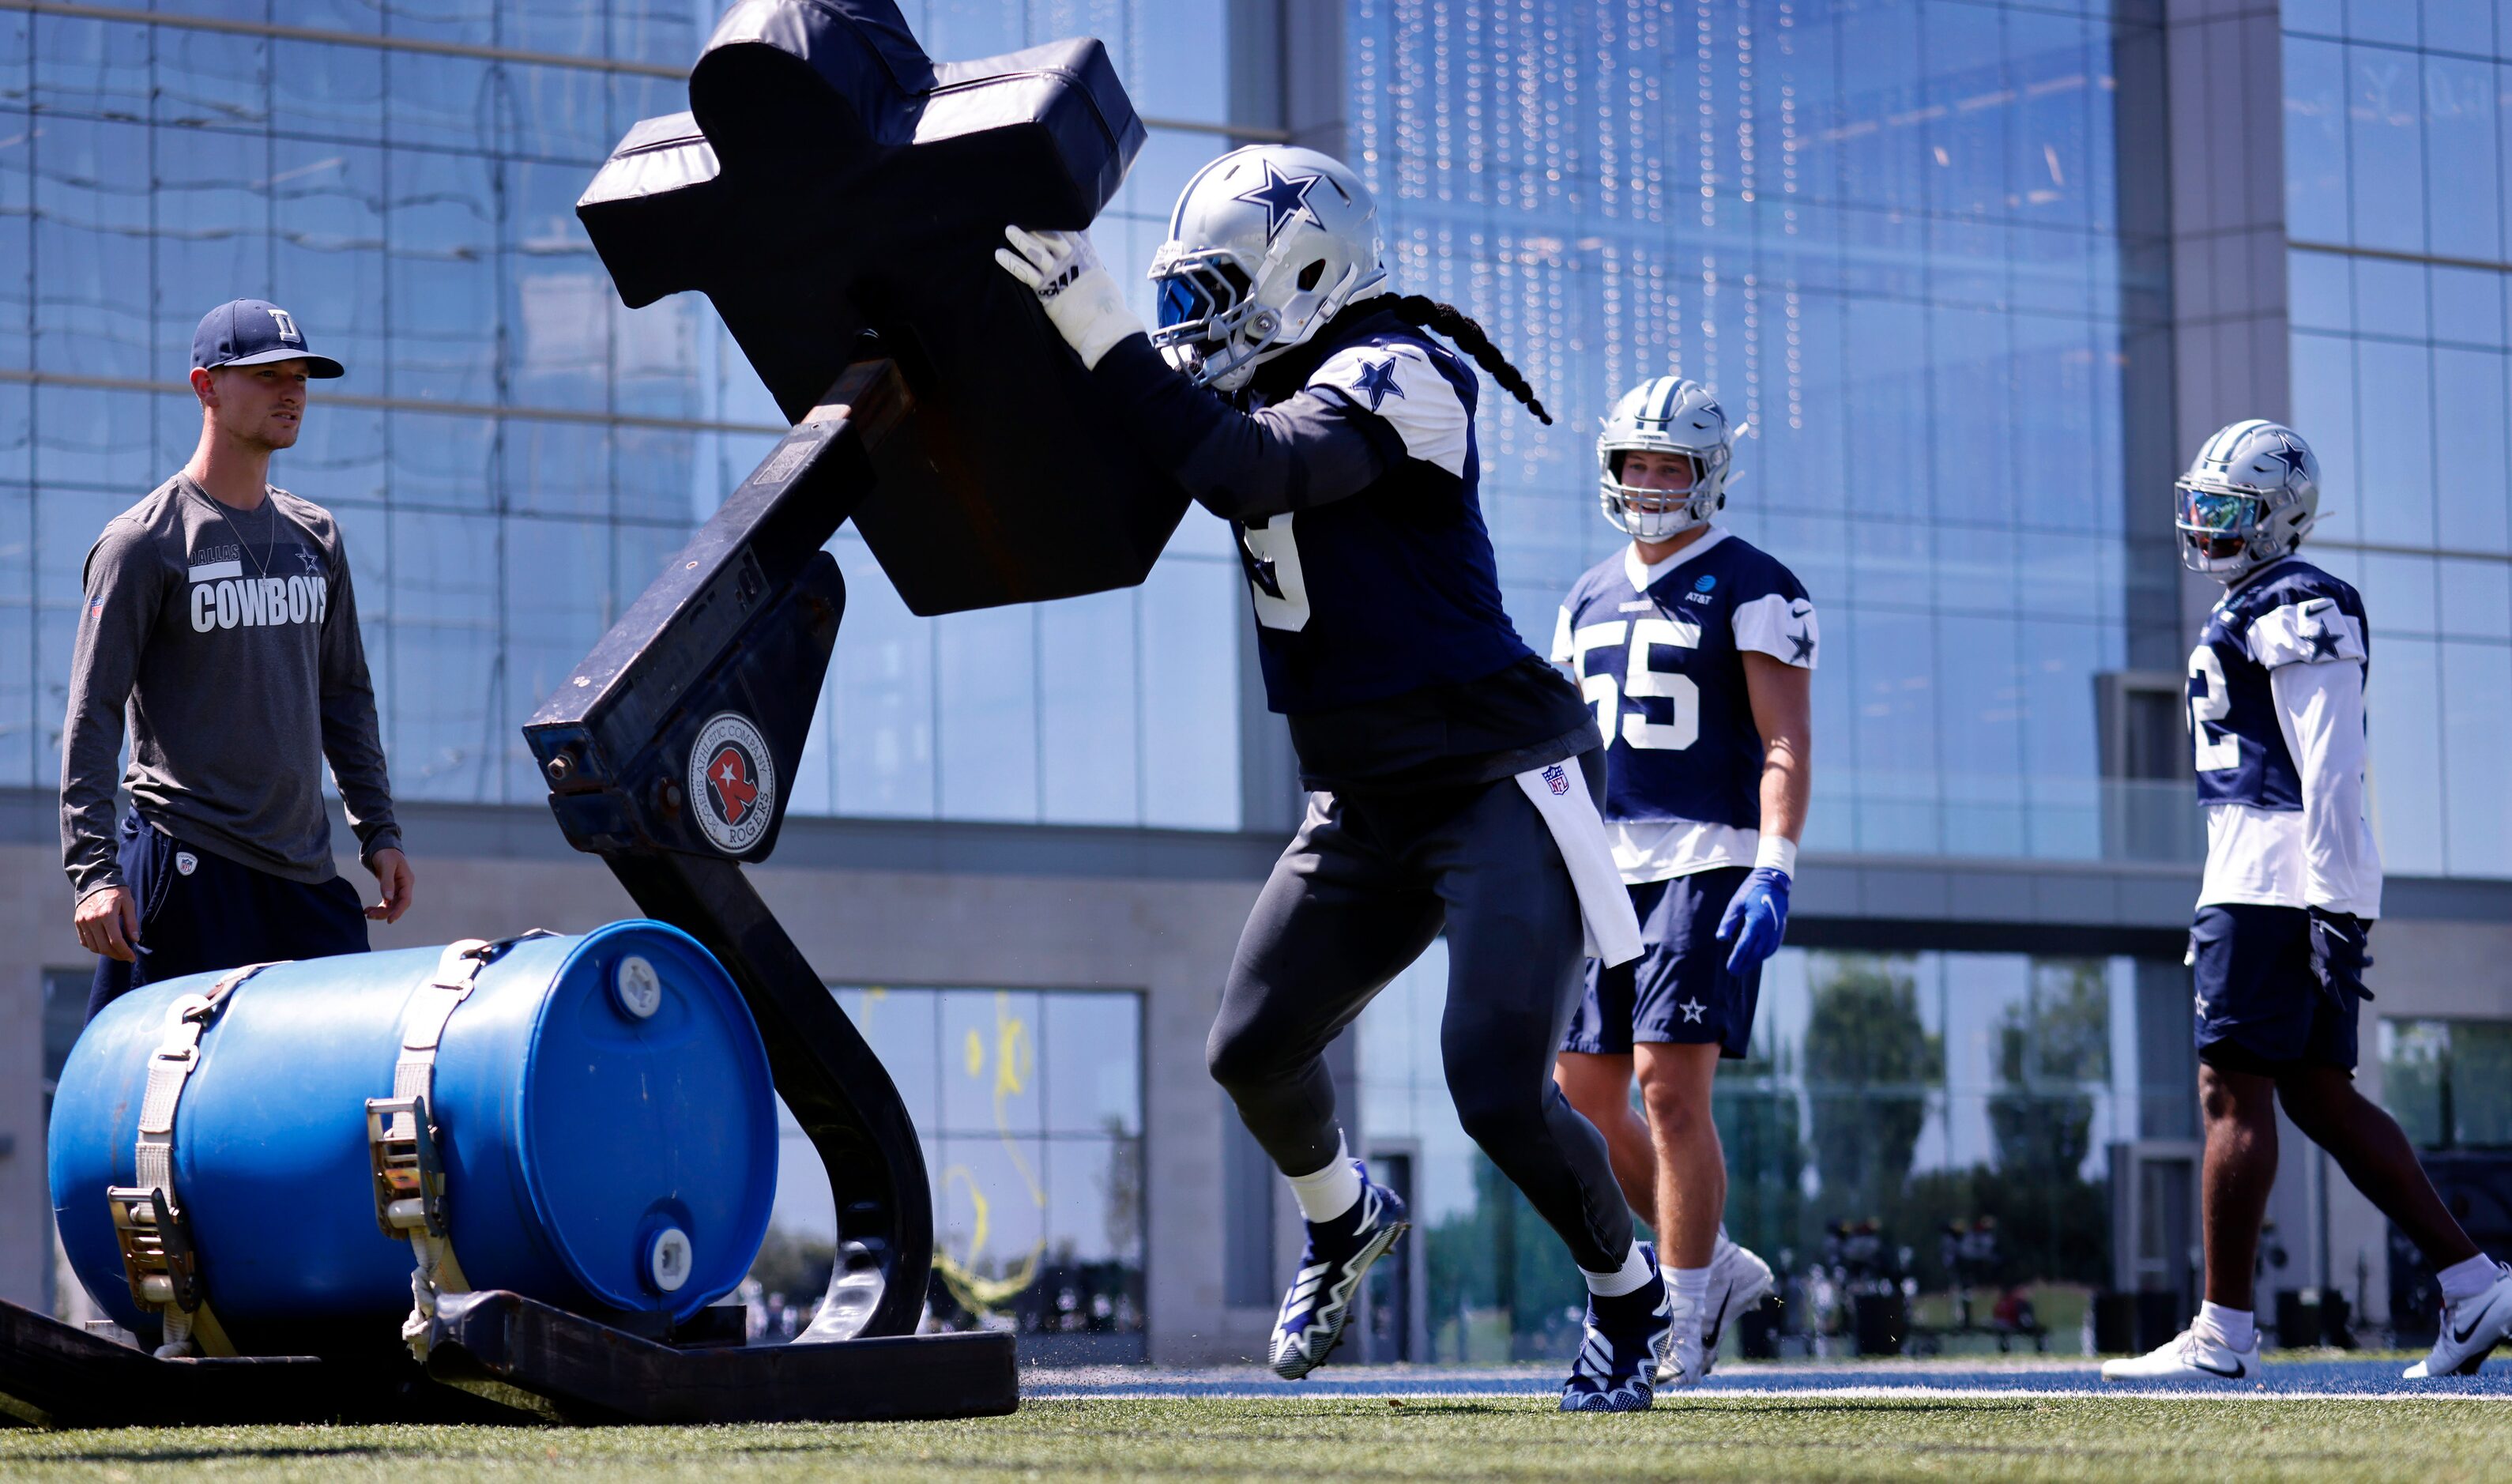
[1022,1358,2512,1401]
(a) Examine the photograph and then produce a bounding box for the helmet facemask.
[1151,249,1269,390]
[2175,478,2310,581]
[1599,447,1722,540]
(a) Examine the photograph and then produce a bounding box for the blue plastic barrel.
[48,921,778,1354]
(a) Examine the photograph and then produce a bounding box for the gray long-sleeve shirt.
[61,473,400,898]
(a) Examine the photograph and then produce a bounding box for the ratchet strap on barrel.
[106,961,279,1359]
[367,931,556,1360]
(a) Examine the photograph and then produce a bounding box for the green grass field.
[4,1395,2508,1483]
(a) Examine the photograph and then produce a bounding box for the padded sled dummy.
[576,0,1186,613]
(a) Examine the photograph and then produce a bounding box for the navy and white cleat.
[2100,1324,2260,1382]
[2406,1261,2512,1379]
[1697,1231,1774,1377]
[1270,1169,1408,1380]
[1561,1243,1675,1413]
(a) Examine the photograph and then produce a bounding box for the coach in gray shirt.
[62,298,416,1018]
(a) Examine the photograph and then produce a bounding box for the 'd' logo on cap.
[267,307,300,344]
[688,711,776,855]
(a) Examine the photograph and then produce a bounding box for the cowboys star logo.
[687,712,777,854]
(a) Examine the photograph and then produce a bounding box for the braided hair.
[1377,294,1554,426]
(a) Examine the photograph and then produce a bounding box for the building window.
[1362,944,2152,1362]
[2380,1018,2512,1151]
[754,986,1147,1358]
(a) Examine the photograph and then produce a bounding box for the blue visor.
[1155,276,1205,332]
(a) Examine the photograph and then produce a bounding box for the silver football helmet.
[2175,419,2321,582]
[1598,376,1734,540]
[1148,145,1388,393]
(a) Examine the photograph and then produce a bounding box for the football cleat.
[1269,1168,1408,1380]
[1653,1300,1707,1390]
[1697,1231,1776,1377]
[2100,1324,2261,1383]
[1561,1243,1675,1413]
[2405,1262,2512,1379]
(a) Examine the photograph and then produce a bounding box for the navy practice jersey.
[2189,557,2370,810]
[1551,530,1817,831]
[1090,305,1535,716]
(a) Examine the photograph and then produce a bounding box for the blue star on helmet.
[1350,356,1405,412]
[2262,431,2312,487]
[1233,161,1325,245]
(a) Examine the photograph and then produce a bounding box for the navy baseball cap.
[191,299,345,379]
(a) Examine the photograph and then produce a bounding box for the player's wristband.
[1753,834,1798,879]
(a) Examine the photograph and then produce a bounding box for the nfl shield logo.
[1542,763,1570,796]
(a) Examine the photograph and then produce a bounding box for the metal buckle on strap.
[105,1186,201,1313]
[365,1094,448,1238]
[371,932,557,1245]
[109,960,278,1326]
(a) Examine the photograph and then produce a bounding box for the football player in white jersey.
[2103,420,2511,1383]
[1550,376,1814,1387]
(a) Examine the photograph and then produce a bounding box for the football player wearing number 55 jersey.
[1548,376,1813,1390]
[2101,420,2511,1386]
[1000,145,1672,1413]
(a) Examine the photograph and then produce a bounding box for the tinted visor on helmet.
[1149,256,1252,350]
[2175,482,2265,561]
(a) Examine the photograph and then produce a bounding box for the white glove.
[994,225,1143,371]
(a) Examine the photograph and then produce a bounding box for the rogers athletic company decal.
[689,711,776,855]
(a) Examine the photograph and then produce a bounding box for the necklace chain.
[196,479,279,578]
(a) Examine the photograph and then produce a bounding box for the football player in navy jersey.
[999,145,1671,1411]
[1546,376,1813,1388]
[2102,420,2511,1384]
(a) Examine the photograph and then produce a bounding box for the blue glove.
[1716,867,1791,977]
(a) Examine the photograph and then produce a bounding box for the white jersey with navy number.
[2189,556,2382,917]
[1550,529,1817,883]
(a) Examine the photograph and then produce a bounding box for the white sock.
[1285,1135,1361,1225]
[2439,1252,2500,1305]
[1582,1244,1655,1298]
[2198,1301,2254,1352]
[1667,1265,1712,1320]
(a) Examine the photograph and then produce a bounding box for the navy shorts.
[88,812,371,1019]
[2190,902,2361,1074]
[1561,866,1760,1059]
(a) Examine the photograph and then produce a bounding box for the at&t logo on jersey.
[688,711,777,855]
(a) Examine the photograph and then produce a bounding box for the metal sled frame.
[0,363,1015,1427]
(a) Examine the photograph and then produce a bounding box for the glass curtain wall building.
[0,0,1246,831]
[1350,0,2172,861]
[2281,0,2512,878]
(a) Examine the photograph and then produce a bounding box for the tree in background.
[1803,954,1941,1230]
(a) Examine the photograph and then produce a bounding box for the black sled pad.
[578,0,1191,615]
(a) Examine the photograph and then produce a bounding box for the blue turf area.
[1023,1356,2512,1400]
